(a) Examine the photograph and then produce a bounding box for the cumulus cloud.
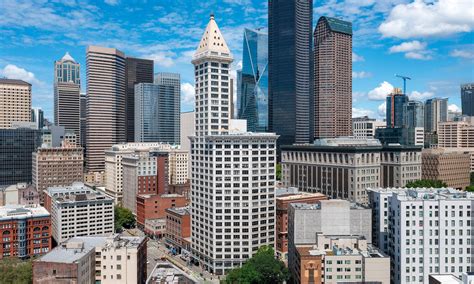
[144,51,176,67]
[378,102,387,117]
[379,0,474,39]
[368,81,394,100]
[0,64,42,85]
[352,107,374,118]
[181,82,195,105]
[389,41,432,60]
[352,52,364,62]
[450,49,474,59]
[448,104,461,113]
[352,71,372,79]
[408,91,434,101]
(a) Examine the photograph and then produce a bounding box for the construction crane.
[395,74,411,95]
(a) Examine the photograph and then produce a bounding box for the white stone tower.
[190,14,278,275]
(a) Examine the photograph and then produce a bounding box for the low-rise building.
[293,234,390,284]
[0,204,51,259]
[165,206,191,254]
[275,190,327,261]
[380,144,422,188]
[422,148,470,189]
[0,183,40,206]
[146,261,198,284]
[44,182,114,243]
[352,116,385,138]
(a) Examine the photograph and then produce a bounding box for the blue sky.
[0,0,473,121]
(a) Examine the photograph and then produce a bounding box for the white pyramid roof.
[195,14,230,56]
[61,52,76,62]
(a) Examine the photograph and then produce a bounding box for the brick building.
[422,148,470,189]
[0,205,51,259]
[165,206,191,254]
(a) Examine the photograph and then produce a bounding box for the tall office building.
[125,57,154,142]
[31,107,44,130]
[0,79,31,129]
[190,15,278,274]
[237,28,269,132]
[404,101,424,128]
[269,0,312,146]
[79,92,86,147]
[54,52,81,142]
[134,82,180,144]
[386,88,408,128]
[424,98,447,133]
[153,72,181,144]
[86,46,126,172]
[314,17,352,138]
[461,83,474,116]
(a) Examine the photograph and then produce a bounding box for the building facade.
[125,57,154,142]
[154,72,181,145]
[422,148,470,189]
[424,98,448,133]
[281,138,382,204]
[314,16,352,139]
[134,82,180,144]
[45,183,114,243]
[0,79,32,129]
[31,107,44,130]
[86,46,126,172]
[0,205,51,259]
[352,116,385,138]
[190,15,278,274]
[54,52,81,142]
[386,89,408,128]
[461,83,474,116]
[165,206,191,254]
[380,145,422,188]
[268,0,313,146]
[80,92,87,148]
[0,127,42,186]
[368,188,474,284]
[237,28,269,132]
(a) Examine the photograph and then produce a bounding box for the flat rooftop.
[277,192,326,201]
[147,261,198,284]
[291,199,369,210]
[0,78,31,86]
[368,187,474,201]
[166,206,190,216]
[0,205,49,221]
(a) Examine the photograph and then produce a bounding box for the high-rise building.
[135,81,180,144]
[0,79,31,129]
[461,83,474,116]
[0,126,42,186]
[386,88,408,128]
[190,15,278,274]
[269,0,312,146]
[0,205,51,259]
[31,107,44,130]
[155,73,181,143]
[424,98,447,133]
[404,100,424,128]
[368,187,474,284]
[352,116,385,138]
[86,46,126,172]
[125,57,154,142]
[80,92,86,147]
[314,17,352,139]
[237,28,269,132]
[54,52,81,142]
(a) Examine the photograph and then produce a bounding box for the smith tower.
[190,15,278,275]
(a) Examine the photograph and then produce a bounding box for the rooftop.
[166,206,190,216]
[367,187,474,201]
[320,16,352,35]
[428,274,462,284]
[47,183,113,203]
[283,137,382,152]
[291,199,369,210]
[0,205,49,221]
[0,78,31,86]
[36,237,106,264]
[194,14,231,59]
[147,261,198,284]
[276,192,326,201]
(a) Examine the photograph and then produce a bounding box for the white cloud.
[379,0,474,39]
[352,107,374,118]
[368,81,394,100]
[378,102,387,117]
[448,104,461,113]
[352,71,372,79]
[144,51,176,67]
[352,52,364,62]
[104,0,119,5]
[408,91,434,101]
[389,41,432,60]
[0,64,42,85]
[181,82,195,105]
[450,49,474,59]
[223,0,251,5]
[158,12,184,25]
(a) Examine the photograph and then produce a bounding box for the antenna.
[395,74,411,95]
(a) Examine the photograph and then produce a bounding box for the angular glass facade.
[386,93,408,128]
[237,28,268,132]
[403,101,424,128]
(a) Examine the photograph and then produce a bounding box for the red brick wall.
[136,194,187,227]
[33,261,78,284]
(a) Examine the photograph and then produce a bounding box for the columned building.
[190,15,278,275]
[314,17,352,138]
[54,52,81,143]
[86,46,126,172]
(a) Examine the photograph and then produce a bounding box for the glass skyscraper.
[461,83,474,116]
[403,101,424,128]
[424,97,447,133]
[386,89,408,128]
[134,80,180,144]
[237,28,268,132]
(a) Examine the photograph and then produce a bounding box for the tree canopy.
[0,258,32,284]
[224,246,289,284]
[276,164,282,181]
[114,206,136,232]
[405,180,447,188]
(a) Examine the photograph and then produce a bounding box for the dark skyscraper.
[314,17,352,138]
[268,0,312,147]
[461,83,474,116]
[386,88,408,128]
[237,28,269,132]
[125,57,154,142]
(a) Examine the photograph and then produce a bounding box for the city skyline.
[0,0,472,121]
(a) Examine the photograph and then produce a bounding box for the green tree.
[0,258,33,284]
[405,179,447,188]
[276,164,282,181]
[466,185,474,192]
[224,246,289,284]
[114,206,136,232]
